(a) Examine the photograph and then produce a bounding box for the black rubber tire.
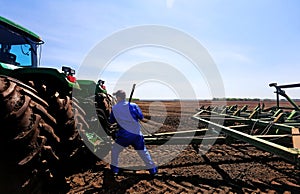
[0,76,90,193]
[95,92,117,133]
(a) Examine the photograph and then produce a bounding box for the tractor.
[0,16,114,193]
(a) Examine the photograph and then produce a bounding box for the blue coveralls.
[109,100,157,174]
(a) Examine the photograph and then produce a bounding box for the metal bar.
[254,134,291,139]
[192,114,300,166]
[144,125,248,139]
[278,83,300,89]
[229,124,249,129]
[280,122,300,127]
[144,136,225,145]
[193,116,245,122]
[277,90,280,108]
[144,129,209,137]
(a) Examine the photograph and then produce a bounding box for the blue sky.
[1,0,300,99]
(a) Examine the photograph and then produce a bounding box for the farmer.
[109,89,158,176]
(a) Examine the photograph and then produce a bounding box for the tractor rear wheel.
[0,75,91,193]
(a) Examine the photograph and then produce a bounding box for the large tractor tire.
[72,91,117,160]
[95,92,117,135]
[0,75,90,193]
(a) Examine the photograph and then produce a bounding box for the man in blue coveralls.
[109,90,158,176]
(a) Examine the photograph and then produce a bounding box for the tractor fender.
[9,67,80,90]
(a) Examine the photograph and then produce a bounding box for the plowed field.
[66,100,300,194]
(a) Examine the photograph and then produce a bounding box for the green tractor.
[0,16,114,193]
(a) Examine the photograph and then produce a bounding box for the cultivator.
[143,82,300,167]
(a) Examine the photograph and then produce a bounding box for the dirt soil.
[66,100,300,194]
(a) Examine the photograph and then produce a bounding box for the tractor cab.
[0,16,43,67]
[0,16,79,92]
